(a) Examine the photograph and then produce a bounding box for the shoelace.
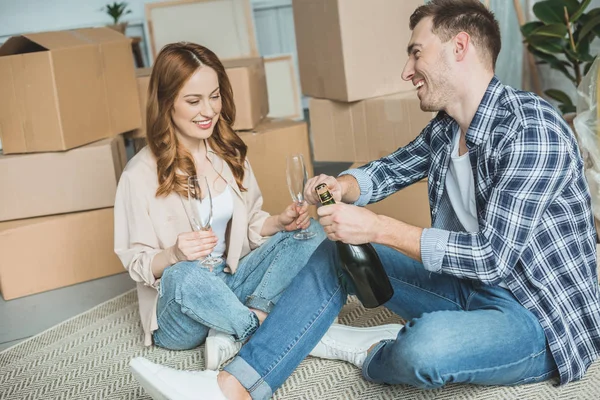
[321,337,366,367]
[218,338,241,362]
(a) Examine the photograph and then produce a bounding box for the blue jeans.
[153,223,326,350]
[224,240,558,399]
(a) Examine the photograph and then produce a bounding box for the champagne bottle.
[315,183,394,308]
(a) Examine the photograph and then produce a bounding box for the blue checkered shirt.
[343,76,600,384]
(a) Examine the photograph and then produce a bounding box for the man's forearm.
[374,215,423,262]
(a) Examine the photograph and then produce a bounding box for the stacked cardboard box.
[292,0,433,226]
[0,28,140,300]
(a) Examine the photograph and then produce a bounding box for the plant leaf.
[545,89,574,106]
[521,21,545,37]
[530,23,568,38]
[583,60,596,76]
[528,45,576,82]
[571,0,592,22]
[576,14,600,44]
[527,36,565,54]
[559,103,577,114]
[533,0,579,24]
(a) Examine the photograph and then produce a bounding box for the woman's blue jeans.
[153,223,326,350]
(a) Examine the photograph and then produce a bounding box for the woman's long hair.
[146,42,247,197]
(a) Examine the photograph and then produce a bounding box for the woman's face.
[171,66,222,144]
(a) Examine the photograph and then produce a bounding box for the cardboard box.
[126,68,152,139]
[0,208,124,300]
[350,162,431,228]
[0,136,127,222]
[0,28,141,154]
[239,119,316,218]
[309,91,435,162]
[224,58,269,130]
[292,0,422,102]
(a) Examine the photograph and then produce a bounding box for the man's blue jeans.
[153,223,326,350]
[224,240,558,399]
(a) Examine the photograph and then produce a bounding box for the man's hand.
[304,174,343,205]
[317,203,380,244]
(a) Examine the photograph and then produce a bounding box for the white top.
[445,126,479,233]
[209,185,234,257]
[445,127,508,289]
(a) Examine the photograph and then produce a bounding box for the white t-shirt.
[445,127,478,233]
[209,185,234,257]
[445,127,508,289]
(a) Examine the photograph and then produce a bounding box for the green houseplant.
[521,0,600,113]
[101,2,132,33]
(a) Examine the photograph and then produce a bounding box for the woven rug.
[2,290,600,399]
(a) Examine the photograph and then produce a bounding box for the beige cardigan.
[114,145,270,345]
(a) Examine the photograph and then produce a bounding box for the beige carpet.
[1,289,600,399]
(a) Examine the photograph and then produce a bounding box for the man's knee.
[384,316,455,388]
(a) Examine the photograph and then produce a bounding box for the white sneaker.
[129,357,227,400]
[309,323,403,369]
[205,328,243,370]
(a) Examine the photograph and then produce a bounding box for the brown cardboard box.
[0,208,124,300]
[350,162,431,228]
[0,28,141,154]
[292,0,422,102]
[239,119,316,218]
[126,68,152,139]
[0,136,127,222]
[224,58,269,130]
[309,91,435,162]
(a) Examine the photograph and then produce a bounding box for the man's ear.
[453,32,470,62]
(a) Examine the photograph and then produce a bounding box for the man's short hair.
[409,0,501,70]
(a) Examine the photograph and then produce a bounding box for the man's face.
[402,17,454,112]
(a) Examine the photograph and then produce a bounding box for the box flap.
[0,36,47,57]
[21,28,129,51]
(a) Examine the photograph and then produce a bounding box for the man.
[130,0,600,398]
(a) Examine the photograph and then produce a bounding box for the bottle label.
[316,183,336,205]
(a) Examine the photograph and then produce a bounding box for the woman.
[114,42,325,371]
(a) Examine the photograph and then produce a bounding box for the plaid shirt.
[345,76,600,384]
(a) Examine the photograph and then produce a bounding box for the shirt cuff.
[338,169,373,206]
[420,228,450,273]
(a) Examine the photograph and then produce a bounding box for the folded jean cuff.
[361,339,392,382]
[237,312,260,342]
[223,356,273,400]
[245,295,275,314]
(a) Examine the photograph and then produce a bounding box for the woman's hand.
[277,202,311,231]
[172,230,218,262]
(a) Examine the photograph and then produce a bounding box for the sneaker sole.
[130,360,169,400]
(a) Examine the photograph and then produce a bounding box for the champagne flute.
[187,175,223,266]
[286,154,317,240]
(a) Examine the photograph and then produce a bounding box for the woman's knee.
[161,261,215,298]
